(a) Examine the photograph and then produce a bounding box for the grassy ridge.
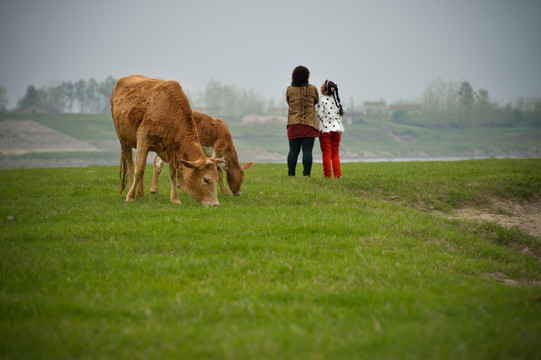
[1,114,540,168]
[223,120,541,158]
[1,159,540,359]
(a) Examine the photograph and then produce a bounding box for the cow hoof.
[125,197,135,202]
[170,199,182,205]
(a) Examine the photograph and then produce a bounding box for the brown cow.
[110,75,224,207]
[151,111,254,196]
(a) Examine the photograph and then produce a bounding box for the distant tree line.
[16,76,117,113]
[392,79,541,128]
[11,77,268,117]
[7,77,541,127]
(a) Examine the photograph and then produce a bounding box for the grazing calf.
[151,111,254,196]
[110,75,224,207]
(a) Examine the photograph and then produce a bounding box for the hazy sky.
[1,0,540,108]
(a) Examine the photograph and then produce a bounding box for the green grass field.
[1,159,540,359]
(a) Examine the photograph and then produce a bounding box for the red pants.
[319,132,342,178]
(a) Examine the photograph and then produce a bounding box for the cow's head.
[180,158,225,207]
[225,161,254,196]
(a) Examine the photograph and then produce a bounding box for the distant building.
[363,101,387,116]
[20,103,59,114]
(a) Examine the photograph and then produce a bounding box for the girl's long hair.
[325,80,344,116]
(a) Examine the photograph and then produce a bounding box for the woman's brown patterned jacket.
[286,84,319,131]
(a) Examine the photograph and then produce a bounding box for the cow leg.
[151,155,163,194]
[135,148,145,198]
[137,173,145,198]
[168,164,181,204]
[218,168,228,194]
[121,144,135,192]
[126,143,149,202]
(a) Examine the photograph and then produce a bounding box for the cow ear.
[180,159,198,169]
[242,161,254,171]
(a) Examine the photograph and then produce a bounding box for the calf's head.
[181,158,224,207]
[225,161,254,196]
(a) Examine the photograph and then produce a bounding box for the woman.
[286,65,319,177]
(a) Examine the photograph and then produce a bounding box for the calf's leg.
[217,169,228,194]
[177,167,189,194]
[168,164,181,204]
[151,155,163,194]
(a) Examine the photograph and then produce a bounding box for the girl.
[317,80,345,178]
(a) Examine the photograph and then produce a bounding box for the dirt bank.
[442,197,541,240]
[0,120,98,155]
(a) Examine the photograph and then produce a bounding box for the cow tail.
[119,157,127,194]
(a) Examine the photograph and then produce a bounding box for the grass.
[1,159,540,359]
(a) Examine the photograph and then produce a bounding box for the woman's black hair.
[325,80,344,116]
[291,66,310,86]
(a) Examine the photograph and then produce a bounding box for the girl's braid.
[327,80,344,116]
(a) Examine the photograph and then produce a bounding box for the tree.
[458,81,474,127]
[98,76,117,113]
[43,82,66,112]
[238,88,265,116]
[86,78,100,113]
[473,89,493,126]
[421,80,441,125]
[203,78,224,113]
[531,99,541,126]
[62,81,75,112]
[392,110,409,124]
[220,83,236,116]
[17,85,41,110]
[0,85,8,112]
[200,79,268,118]
[421,79,460,127]
[75,79,87,113]
[14,76,118,114]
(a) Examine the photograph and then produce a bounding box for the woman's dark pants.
[287,137,315,176]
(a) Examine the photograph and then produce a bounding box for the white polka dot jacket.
[317,95,345,133]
